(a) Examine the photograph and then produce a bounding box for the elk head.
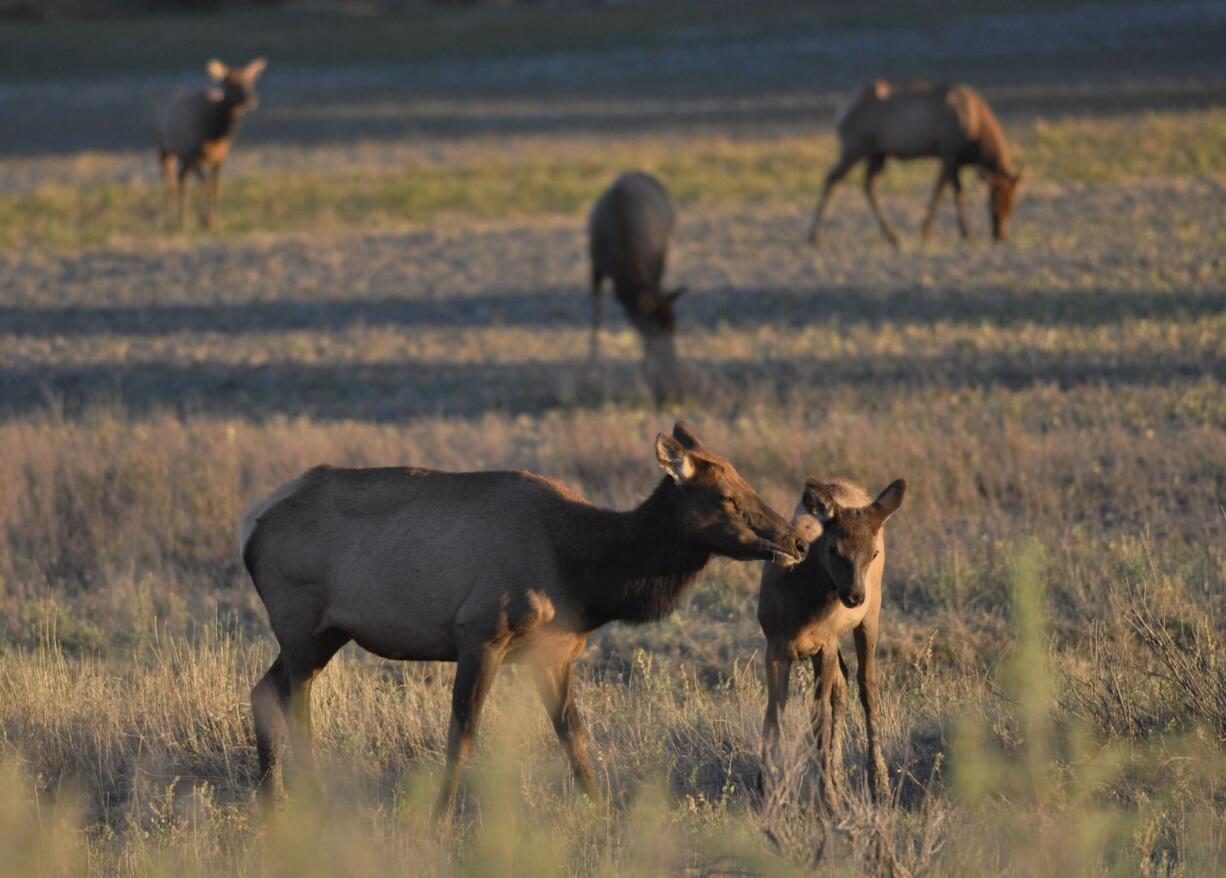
[803,478,906,608]
[655,421,807,568]
[207,58,268,113]
[985,166,1026,241]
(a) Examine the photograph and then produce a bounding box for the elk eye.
[872,550,880,560]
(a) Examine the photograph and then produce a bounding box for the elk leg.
[251,653,290,798]
[853,624,889,802]
[807,154,857,245]
[207,164,222,230]
[175,161,190,230]
[828,652,848,794]
[589,269,604,362]
[436,645,503,822]
[281,628,349,794]
[532,662,598,800]
[759,647,792,793]
[159,152,177,228]
[810,645,841,809]
[862,155,899,248]
[921,168,949,241]
[951,169,969,239]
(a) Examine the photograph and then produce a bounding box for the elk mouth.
[770,549,803,569]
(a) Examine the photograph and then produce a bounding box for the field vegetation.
[1,1,1224,875]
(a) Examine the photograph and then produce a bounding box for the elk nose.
[793,537,808,560]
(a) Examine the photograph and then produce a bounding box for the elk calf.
[153,58,267,230]
[242,421,807,820]
[587,172,686,403]
[758,477,905,806]
[808,81,1024,246]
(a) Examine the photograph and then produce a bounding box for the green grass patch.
[1,109,1222,251]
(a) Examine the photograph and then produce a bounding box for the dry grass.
[2,3,1225,874]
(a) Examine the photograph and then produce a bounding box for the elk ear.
[870,479,907,525]
[656,434,695,484]
[242,58,268,82]
[803,479,839,522]
[206,59,229,81]
[672,420,704,450]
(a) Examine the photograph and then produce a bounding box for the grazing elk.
[808,81,1025,246]
[758,477,906,806]
[153,58,267,230]
[242,421,808,820]
[588,172,686,404]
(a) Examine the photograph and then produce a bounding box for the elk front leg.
[921,167,950,241]
[759,647,792,793]
[532,661,599,800]
[206,164,223,230]
[175,161,191,230]
[853,624,889,802]
[951,169,969,239]
[807,153,857,246]
[862,155,899,248]
[436,645,503,822]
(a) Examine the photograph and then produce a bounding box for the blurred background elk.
[588,172,687,404]
[153,57,267,230]
[808,81,1025,246]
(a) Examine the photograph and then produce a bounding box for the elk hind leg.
[862,154,899,247]
[279,627,350,794]
[252,654,290,798]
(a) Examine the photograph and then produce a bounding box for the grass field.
[1,1,1224,876]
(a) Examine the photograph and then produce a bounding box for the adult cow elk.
[808,81,1024,246]
[588,172,686,404]
[758,477,905,807]
[153,58,267,230]
[242,421,807,819]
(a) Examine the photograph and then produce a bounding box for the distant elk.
[241,421,808,819]
[588,172,686,404]
[758,477,905,806]
[153,58,267,230]
[808,81,1025,246]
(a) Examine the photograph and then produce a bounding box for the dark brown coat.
[242,421,807,819]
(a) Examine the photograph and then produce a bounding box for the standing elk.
[242,421,808,820]
[153,58,267,230]
[588,172,686,404]
[808,81,1025,246]
[757,477,906,806]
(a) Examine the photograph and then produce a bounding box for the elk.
[757,477,905,806]
[807,81,1025,246]
[242,421,807,820]
[588,172,686,404]
[153,58,267,230]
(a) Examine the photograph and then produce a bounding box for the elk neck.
[561,478,711,629]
